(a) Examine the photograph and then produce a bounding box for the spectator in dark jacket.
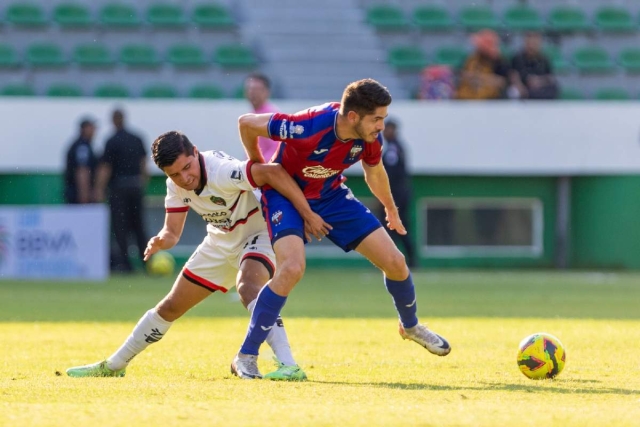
[510,32,558,100]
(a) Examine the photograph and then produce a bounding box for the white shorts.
[182,229,275,293]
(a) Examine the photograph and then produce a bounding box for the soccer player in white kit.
[66,131,331,380]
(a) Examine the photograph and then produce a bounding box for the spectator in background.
[95,109,148,273]
[378,119,417,268]
[510,32,558,100]
[63,117,98,204]
[455,29,510,100]
[418,65,455,100]
[244,73,280,162]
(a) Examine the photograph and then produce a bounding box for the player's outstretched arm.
[238,113,273,163]
[250,163,332,241]
[362,162,407,235]
[144,210,188,261]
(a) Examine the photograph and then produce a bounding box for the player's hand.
[144,236,164,261]
[385,207,407,235]
[303,212,332,242]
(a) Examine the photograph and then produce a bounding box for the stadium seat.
[1,83,35,96]
[6,4,47,27]
[26,43,67,68]
[619,48,640,73]
[120,44,160,68]
[387,46,427,71]
[100,3,141,29]
[595,87,630,100]
[168,44,208,68]
[54,3,92,28]
[192,3,235,29]
[543,45,570,74]
[74,44,115,68]
[0,44,20,68]
[142,84,177,98]
[594,7,635,32]
[548,6,590,32]
[214,44,257,68]
[413,6,453,32]
[433,46,467,68]
[459,6,500,31]
[559,88,584,100]
[94,83,130,98]
[47,83,83,97]
[366,5,409,31]
[189,84,225,99]
[233,85,245,99]
[147,4,186,28]
[573,47,615,73]
[503,5,543,31]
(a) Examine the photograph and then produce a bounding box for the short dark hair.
[340,78,392,117]
[245,72,271,90]
[151,131,195,170]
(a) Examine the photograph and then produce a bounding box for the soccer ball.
[517,332,566,380]
[146,252,176,276]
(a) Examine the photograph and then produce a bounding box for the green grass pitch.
[1,269,640,426]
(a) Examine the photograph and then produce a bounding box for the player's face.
[164,151,201,191]
[354,106,388,142]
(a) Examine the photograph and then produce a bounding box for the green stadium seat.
[433,46,467,68]
[594,7,635,32]
[543,45,570,74]
[142,84,178,98]
[47,83,83,97]
[100,3,141,29]
[548,6,590,32]
[94,83,130,98]
[192,3,235,29]
[619,48,640,73]
[0,44,20,68]
[6,4,47,27]
[54,3,92,28]
[168,44,208,68]
[595,88,630,101]
[26,43,67,68]
[214,44,257,68]
[559,88,584,100]
[413,6,453,31]
[459,6,499,31]
[147,4,186,28]
[1,84,35,96]
[74,44,115,68]
[189,84,225,99]
[573,47,615,73]
[120,44,161,68]
[503,6,543,31]
[366,5,409,31]
[387,46,427,71]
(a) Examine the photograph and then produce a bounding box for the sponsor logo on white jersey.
[302,165,340,179]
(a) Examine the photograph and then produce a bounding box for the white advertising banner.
[0,205,109,281]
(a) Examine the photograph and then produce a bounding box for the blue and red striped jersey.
[266,102,383,200]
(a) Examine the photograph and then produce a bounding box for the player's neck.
[335,114,356,141]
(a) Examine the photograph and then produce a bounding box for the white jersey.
[165,150,263,239]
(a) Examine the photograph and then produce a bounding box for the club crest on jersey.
[271,210,283,225]
[349,145,363,159]
[230,169,243,181]
[289,122,304,136]
[279,119,304,139]
[210,196,226,206]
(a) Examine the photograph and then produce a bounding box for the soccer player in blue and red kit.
[230,78,451,379]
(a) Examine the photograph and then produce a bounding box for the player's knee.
[384,251,408,279]
[236,280,260,305]
[277,259,306,286]
[155,297,183,322]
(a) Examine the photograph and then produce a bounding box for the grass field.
[2,269,640,427]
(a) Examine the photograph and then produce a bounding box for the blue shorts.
[261,185,382,252]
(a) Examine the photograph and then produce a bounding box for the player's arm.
[362,161,407,235]
[143,210,187,261]
[238,113,273,163]
[250,163,332,241]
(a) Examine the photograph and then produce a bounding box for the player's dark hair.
[245,72,271,90]
[340,78,392,117]
[151,131,195,170]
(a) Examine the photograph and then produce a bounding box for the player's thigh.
[236,231,276,304]
[354,227,409,280]
[183,236,237,293]
[262,189,305,242]
[156,274,213,322]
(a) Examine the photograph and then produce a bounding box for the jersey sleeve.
[164,179,188,213]
[267,109,315,144]
[362,134,383,166]
[214,157,258,192]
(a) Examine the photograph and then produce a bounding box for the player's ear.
[193,146,199,157]
[347,110,360,123]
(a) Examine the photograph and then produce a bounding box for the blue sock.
[240,285,287,356]
[385,274,418,328]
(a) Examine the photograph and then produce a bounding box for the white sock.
[247,299,297,366]
[106,309,173,371]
